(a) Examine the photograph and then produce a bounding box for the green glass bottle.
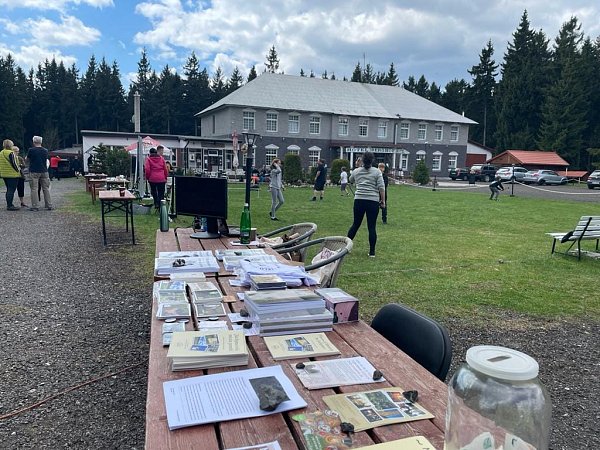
[159,199,169,232]
[239,203,251,244]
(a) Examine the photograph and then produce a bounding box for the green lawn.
[67,180,600,324]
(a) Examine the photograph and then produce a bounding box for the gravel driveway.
[1,178,598,449]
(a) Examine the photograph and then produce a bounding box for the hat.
[149,147,157,154]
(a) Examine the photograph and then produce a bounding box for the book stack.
[188,281,227,319]
[243,289,334,336]
[249,274,287,290]
[166,330,249,370]
[154,255,220,276]
[221,254,278,271]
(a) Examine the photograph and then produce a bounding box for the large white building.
[196,73,477,175]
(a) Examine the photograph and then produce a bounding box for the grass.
[66,179,600,324]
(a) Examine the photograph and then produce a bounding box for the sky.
[1,0,599,90]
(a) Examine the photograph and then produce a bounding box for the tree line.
[1,11,599,169]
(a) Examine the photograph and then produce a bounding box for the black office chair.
[371,303,452,381]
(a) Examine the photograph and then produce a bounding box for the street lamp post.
[241,131,261,207]
[510,163,515,197]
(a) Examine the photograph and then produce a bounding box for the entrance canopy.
[126,136,172,155]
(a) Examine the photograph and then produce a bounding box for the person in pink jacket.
[144,146,168,209]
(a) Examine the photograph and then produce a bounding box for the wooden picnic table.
[146,228,448,449]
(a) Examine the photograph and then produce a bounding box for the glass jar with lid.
[445,345,551,450]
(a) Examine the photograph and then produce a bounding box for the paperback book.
[222,254,278,271]
[188,281,223,302]
[159,250,213,258]
[214,248,267,261]
[157,280,187,292]
[156,303,192,320]
[193,302,227,318]
[249,274,287,290]
[166,330,248,371]
[263,332,340,360]
[154,256,220,276]
[157,291,189,304]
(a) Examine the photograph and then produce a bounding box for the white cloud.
[0,0,113,11]
[24,15,101,47]
[7,44,77,67]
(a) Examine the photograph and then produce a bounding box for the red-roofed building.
[488,150,569,170]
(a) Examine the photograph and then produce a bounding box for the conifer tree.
[428,82,442,104]
[362,63,375,84]
[210,66,226,103]
[415,75,429,97]
[440,79,469,114]
[321,70,328,79]
[265,45,280,73]
[299,68,305,77]
[403,76,417,92]
[182,52,211,134]
[247,65,257,82]
[351,62,362,82]
[384,62,399,86]
[227,66,244,94]
[467,40,498,146]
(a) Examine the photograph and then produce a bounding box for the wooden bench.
[547,216,600,260]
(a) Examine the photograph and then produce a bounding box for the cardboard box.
[315,288,359,323]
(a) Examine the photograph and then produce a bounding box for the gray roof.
[198,73,476,125]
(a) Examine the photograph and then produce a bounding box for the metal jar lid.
[466,345,539,381]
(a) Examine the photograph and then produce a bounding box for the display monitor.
[174,175,228,239]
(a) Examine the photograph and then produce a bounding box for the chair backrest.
[304,236,353,288]
[371,303,452,381]
[262,223,317,261]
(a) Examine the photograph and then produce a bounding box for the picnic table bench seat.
[547,215,600,260]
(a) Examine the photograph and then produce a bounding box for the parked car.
[495,166,529,181]
[470,164,498,182]
[587,170,600,189]
[448,167,470,180]
[522,170,568,185]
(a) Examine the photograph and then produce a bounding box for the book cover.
[244,289,322,304]
[159,250,213,258]
[157,303,191,319]
[214,248,267,260]
[322,388,434,432]
[263,332,340,360]
[194,302,227,318]
[155,256,220,275]
[157,280,187,292]
[167,330,248,359]
[157,291,189,304]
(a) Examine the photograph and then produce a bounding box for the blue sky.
[1,1,599,90]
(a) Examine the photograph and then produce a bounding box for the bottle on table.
[159,199,169,232]
[445,345,551,450]
[240,203,251,244]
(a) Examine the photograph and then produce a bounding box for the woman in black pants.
[347,152,386,257]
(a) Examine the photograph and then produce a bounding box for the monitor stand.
[190,217,220,239]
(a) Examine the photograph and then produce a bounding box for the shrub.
[330,159,348,184]
[90,144,131,176]
[283,153,302,184]
[413,159,430,185]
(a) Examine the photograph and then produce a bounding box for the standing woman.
[144,147,168,209]
[269,158,284,220]
[13,145,28,208]
[347,152,385,257]
[0,139,21,210]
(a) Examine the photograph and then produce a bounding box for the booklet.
[322,387,434,432]
[264,333,340,361]
[356,436,436,449]
[193,302,227,318]
[293,356,385,390]
[163,365,307,430]
[157,280,187,292]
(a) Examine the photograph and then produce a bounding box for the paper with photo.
[198,320,229,330]
[264,333,340,361]
[322,387,434,432]
[163,365,307,430]
[293,356,385,389]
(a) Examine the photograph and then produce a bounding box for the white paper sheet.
[163,365,306,430]
[293,356,386,390]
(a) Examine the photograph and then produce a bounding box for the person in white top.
[340,167,349,196]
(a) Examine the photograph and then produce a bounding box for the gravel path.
[0,179,597,449]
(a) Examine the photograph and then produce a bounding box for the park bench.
[547,215,600,260]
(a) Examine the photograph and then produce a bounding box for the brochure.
[357,436,436,449]
[214,248,267,260]
[193,302,227,318]
[293,356,386,390]
[157,280,186,292]
[264,333,340,361]
[163,365,307,430]
[322,387,434,432]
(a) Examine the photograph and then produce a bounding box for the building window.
[266,112,278,132]
[265,146,278,165]
[416,150,426,162]
[288,114,300,133]
[378,120,388,138]
[338,117,349,136]
[309,149,320,167]
[432,152,442,171]
[448,152,458,169]
[400,122,409,139]
[400,152,409,170]
[243,111,255,131]
[359,118,369,137]
[450,125,459,141]
[309,115,321,135]
[418,124,427,140]
[243,147,256,166]
[287,145,300,155]
[435,124,443,141]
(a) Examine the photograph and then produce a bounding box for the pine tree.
[351,62,362,82]
[299,68,305,77]
[412,159,430,185]
[265,45,280,73]
[467,40,498,146]
[384,62,399,86]
[440,79,469,114]
[309,70,315,78]
[362,63,375,84]
[182,52,211,135]
[580,38,600,166]
[210,66,226,103]
[157,65,184,134]
[79,55,98,130]
[415,75,429,97]
[403,76,417,92]
[247,65,257,82]
[428,82,442,104]
[330,72,336,80]
[227,66,244,94]
[321,70,328,79]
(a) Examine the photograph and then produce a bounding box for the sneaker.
[7,206,20,211]
[29,207,39,211]
[21,203,29,208]
[45,206,54,210]
[271,217,279,221]
[310,197,316,201]
[368,254,376,258]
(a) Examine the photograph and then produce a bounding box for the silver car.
[522,170,568,185]
[587,170,600,189]
[495,166,529,181]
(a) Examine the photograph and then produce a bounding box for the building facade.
[196,73,476,176]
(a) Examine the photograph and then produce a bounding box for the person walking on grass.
[378,163,389,224]
[489,175,504,201]
[311,159,327,201]
[340,167,349,196]
[144,147,168,210]
[269,158,284,220]
[0,139,22,211]
[26,136,53,211]
[347,152,385,257]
